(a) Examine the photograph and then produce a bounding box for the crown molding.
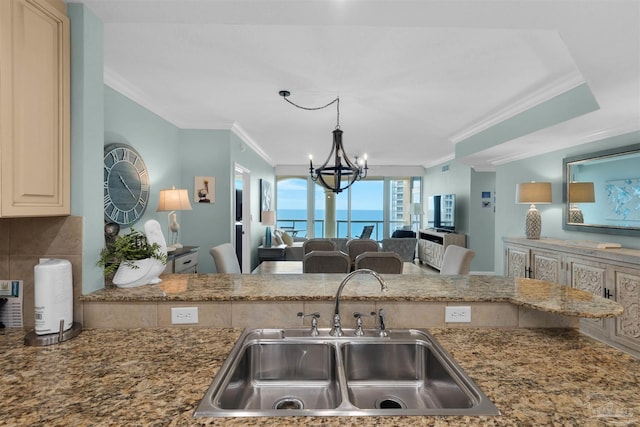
[449,72,586,144]
[105,68,234,130]
[231,124,275,166]
[423,153,456,169]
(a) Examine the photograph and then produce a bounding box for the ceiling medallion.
[279,90,368,193]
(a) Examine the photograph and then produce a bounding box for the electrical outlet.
[171,307,199,324]
[445,306,471,323]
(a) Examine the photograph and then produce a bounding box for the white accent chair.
[440,245,475,275]
[210,243,241,273]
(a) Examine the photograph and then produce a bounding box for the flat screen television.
[426,194,455,231]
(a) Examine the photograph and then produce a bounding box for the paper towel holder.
[24,320,82,346]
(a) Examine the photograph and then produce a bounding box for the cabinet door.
[505,245,529,278]
[610,265,640,353]
[567,256,608,333]
[0,0,70,216]
[530,249,563,283]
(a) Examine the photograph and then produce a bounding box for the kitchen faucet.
[330,269,388,337]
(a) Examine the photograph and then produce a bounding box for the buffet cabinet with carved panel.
[504,237,640,357]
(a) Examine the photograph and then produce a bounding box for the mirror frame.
[563,143,640,236]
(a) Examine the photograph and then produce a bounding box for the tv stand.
[418,228,466,270]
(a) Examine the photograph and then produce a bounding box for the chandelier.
[279,90,368,193]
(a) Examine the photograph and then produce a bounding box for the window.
[276,177,308,238]
[276,175,422,239]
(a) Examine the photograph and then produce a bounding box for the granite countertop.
[1,327,638,426]
[82,273,623,318]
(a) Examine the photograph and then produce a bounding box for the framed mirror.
[563,143,640,236]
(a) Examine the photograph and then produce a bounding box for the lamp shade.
[516,182,552,204]
[569,182,595,203]
[411,203,423,215]
[261,210,276,226]
[157,187,193,212]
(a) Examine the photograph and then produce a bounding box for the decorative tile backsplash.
[0,216,83,329]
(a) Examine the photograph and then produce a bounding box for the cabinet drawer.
[175,252,198,273]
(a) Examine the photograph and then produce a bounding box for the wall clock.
[103,143,150,227]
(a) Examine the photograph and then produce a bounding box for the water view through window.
[277,177,420,239]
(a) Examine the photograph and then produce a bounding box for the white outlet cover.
[445,306,471,323]
[171,307,199,324]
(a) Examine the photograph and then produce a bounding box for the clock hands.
[119,175,137,200]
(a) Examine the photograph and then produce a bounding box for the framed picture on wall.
[260,179,272,220]
[194,176,215,203]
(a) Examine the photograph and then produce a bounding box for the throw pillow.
[281,231,293,246]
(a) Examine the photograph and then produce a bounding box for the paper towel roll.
[34,259,73,335]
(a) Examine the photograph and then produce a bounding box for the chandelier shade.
[280,90,368,193]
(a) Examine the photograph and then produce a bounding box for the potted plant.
[98,227,168,287]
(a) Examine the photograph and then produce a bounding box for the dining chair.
[210,243,241,273]
[440,245,475,275]
[346,238,379,263]
[302,238,337,255]
[303,251,351,273]
[354,251,403,274]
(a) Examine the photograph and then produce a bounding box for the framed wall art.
[194,176,215,204]
[260,179,272,221]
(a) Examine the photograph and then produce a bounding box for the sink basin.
[216,342,341,410]
[342,342,479,411]
[194,328,500,417]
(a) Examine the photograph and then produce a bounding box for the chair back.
[355,251,403,274]
[303,251,351,273]
[358,225,374,239]
[381,237,418,262]
[209,243,241,273]
[346,238,379,262]
[303,238,337,255]
[440,245,475,275]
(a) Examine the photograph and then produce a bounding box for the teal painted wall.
[469,170,496,272]
[104,86,182,239]
[177,130,232,274]
[494,131,640,275]
[425,160,496,272]
[68,4,105,293]
[103,89,275,274]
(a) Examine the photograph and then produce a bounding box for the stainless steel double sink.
[194,328,500,417]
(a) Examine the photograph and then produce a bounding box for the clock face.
[103,143,150,227]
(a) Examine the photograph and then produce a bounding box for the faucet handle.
[353,312,376,336]
[297,312,320,336]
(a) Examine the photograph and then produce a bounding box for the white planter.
[112,258,166,288]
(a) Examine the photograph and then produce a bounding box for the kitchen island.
[81,273,622,329]
[1,326,638,426]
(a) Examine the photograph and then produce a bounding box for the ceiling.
[70,0,640,171]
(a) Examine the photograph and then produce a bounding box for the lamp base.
[168,243,184,250]
[569,205,584,223]
[525,205,542,239]
[264,226,272,248]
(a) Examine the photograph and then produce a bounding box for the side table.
[258,245,287,262]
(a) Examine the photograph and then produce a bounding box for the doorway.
[234,164,251,273]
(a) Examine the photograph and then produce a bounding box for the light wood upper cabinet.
[0,0,70,217]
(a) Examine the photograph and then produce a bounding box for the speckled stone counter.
[82,273,623,318]
[1,327,638,426]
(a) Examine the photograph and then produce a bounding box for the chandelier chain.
[282,96,340,129]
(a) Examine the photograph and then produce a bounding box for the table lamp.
[569,182,595,223]
[516,182,552,239]
[261,211,276,248]
[156,187,193,250]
